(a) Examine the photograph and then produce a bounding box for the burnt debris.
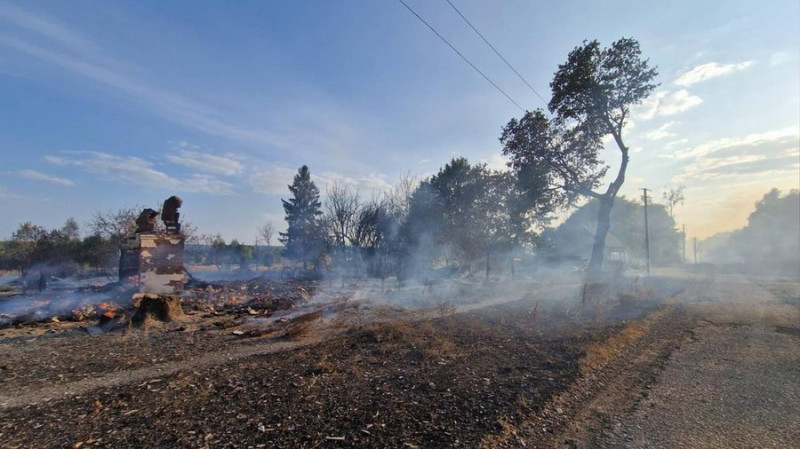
[161,195,183,234]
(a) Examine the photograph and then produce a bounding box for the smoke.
[0,276,134,326]
[700,189,800,276]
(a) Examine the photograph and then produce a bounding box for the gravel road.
[604,274,800,448]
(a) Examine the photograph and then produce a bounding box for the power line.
[444,0,549,107]
[396,0,525,112]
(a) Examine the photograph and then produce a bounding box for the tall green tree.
[502,37,658,274]
[279,165,325,269]
[401,158,535,276]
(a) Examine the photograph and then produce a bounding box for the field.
[0,270,797,448]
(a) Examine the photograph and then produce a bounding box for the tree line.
[3,37,667,279]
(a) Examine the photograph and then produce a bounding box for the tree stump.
[131,294,185,327]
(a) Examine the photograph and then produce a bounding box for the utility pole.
[254,236,259,272]
[641,188,651,276]
[682,224,686,264]
[693,237,698,264]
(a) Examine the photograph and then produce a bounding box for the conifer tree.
[279,165,324,269]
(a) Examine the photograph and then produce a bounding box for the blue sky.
[1,0,798,243]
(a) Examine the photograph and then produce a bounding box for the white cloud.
[316,171,393,196]
[45,151,234,195]
[673,126,799,159]
[674,61,755,86]
[246,165,299,195]
[166,150,244,176]
[246,164,393,198]
[480,153,510,171]
[634,90,702,121]
[643,121,678,140]
[671,126,800,183]
[15,169,73,186]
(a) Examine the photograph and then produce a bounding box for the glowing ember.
[97,302,118,318]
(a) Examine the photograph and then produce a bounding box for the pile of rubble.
[0,276,321,329]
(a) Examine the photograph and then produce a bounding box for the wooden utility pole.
[641,188,651,275]
[254,236,259,272]
[682,224,686,264]
[693,237,698,264]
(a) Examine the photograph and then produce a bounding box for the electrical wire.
[445,0,549,106]
[396,0,525,112]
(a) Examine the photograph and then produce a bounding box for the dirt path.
[605,321,800,448]
[0,338,319,410]
[600,275,800,448]
[534,273,800,448]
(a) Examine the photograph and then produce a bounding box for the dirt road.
[552,272,800,448]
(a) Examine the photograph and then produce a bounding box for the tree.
[662,185,685,219]
[400,158,536,278]
[258,222,274,247]
[88,206,140,248]
[732,189,799,273]
[279,165,325,270]
[503,38,658,275]
[323,183,360,247]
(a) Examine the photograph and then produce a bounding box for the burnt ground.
[0,271,797,448]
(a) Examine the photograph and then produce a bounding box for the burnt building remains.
[119,196,186,294]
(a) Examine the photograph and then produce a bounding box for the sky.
[1,0,798,244]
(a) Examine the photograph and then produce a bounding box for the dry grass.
[479,416,520,448]
[580,319,650,375]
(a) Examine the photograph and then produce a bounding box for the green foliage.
[501,109,605,208]
[0,219,116,274]
[549,38,659,139]
[503,37,658,273]
[279,165,326,269]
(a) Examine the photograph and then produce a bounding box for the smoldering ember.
[1,29,799,449]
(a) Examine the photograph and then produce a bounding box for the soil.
[0,271,797,448]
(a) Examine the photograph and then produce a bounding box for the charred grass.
[0,275,681,449]
[0,301,630,449]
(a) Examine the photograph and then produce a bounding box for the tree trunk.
[588,195,614,275]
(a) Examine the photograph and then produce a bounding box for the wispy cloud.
[675,154,798,183]
[674,61,754,86]
[246,163,393,198]
[0,3,357,156]
[634,90,702,120]
[15,169,73,186]
[166,149,244,176]
[0,2,101,55]
[672,126,800,182]
[672,126,799,159]
[45,151,235,195]
[643,121,678,140]
[246,165,298,195]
